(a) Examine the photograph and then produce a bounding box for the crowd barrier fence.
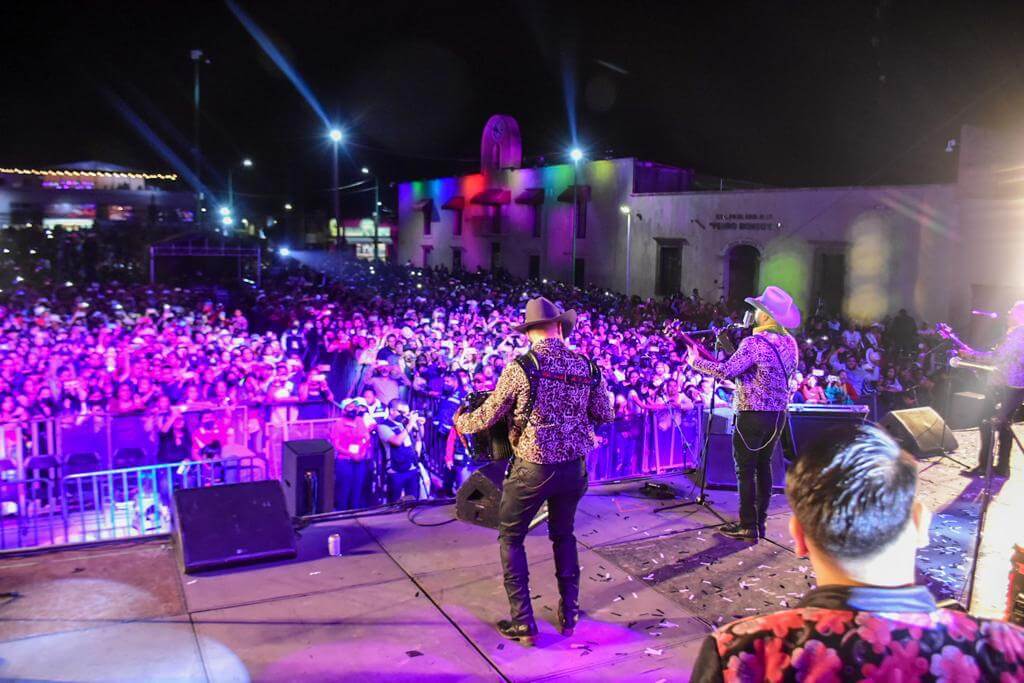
[0,395,705,552]
[0,455,267,551]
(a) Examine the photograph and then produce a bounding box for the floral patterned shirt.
[691,584,1024,682]
[454,338,614,464]
[692,331,798,412]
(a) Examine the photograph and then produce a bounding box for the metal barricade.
[58,455,267,546]
[0,396,710,552]
[0,417,59,479]
[0,475,65,551]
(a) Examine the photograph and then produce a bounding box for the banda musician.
[455,297,614,645]
[959,300,1024,477]
[684,286,799,542]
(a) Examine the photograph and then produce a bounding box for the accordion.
[458,391,515,462]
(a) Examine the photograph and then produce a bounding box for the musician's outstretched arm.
[454,362,524,434]
[691,336,756,381]
[960,344,994,361]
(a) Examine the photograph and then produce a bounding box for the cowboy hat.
[745,286,802,329]
[512,296,577,335]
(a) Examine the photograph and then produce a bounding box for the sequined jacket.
[691,331,798,412]
[690,585,1024,683]
[968,326,1024,389]
[454,338,614,464]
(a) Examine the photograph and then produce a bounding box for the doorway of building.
[813,252,846,316]
[726,244,760,306]
[656,245,682,296]
[490,242,502,271]
[528,254,540,281]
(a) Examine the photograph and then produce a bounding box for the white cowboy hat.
[512,297,577,336]
[745,286,802,329]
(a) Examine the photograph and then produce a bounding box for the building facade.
[0,162,194,231]
[397,116,1021,327]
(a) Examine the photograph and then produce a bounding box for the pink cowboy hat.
[745,286,802,329]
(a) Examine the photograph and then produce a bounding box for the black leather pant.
[978,386,1024,471]
[498,457,588,625]
[732,411,794,529]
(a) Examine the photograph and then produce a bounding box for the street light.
[284,203,293,211]
[219,206,232,217]
[329,128,343,247]
[361,166,382,261]
[569,147,585,287]
[619,205,633,298]
[228,158,253,212]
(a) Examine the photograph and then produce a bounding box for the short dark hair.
[786,423,917,560]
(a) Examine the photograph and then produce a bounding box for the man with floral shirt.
[456,297,614,646]
[691,422,1024,681]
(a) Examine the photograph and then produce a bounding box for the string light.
[0,167,178,180]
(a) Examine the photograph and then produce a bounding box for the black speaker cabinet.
[948,392,986,430]
[173,480,297,574]
[282,439,335,517]
[456,461,506,529]
[880,407,958,456]
[787,406,870,458]
[704,433,786,492]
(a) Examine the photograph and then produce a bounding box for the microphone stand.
[655,331,728,522]
[950,356,1024,612]
[964,415,997,612]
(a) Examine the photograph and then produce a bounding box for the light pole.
[569,148,583,287]
[620,205,633,298]
[190,49,205,226]
[227,157,253,212]
[329,128,343,248]
[362,166,381,261]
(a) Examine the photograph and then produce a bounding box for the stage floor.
[0,425,1020,682]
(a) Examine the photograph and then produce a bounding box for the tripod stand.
[963,414,1024,611]
[655,334,728,523]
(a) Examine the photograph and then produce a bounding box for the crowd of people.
[0,238,959,501]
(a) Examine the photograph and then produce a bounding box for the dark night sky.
[3,1,1024,217]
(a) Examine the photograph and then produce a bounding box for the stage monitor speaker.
[173,480,297,574]
[456,461,506,529]
[282,439,335,517]
[948,392,986,431]
[787,406,870,459]
[880,407,958,456]
[703,433,786,492]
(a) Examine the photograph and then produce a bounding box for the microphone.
[950,356,995,372]
[740,310,756,328]
[972,309,999,319]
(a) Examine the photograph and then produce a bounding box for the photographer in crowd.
[376,399,425,502]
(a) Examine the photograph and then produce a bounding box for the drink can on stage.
[328,533,342,557]
[1007,544,1024,625]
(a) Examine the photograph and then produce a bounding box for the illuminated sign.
[46,202,96,218]
[107,205,134,221]
[709,213,782,231]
